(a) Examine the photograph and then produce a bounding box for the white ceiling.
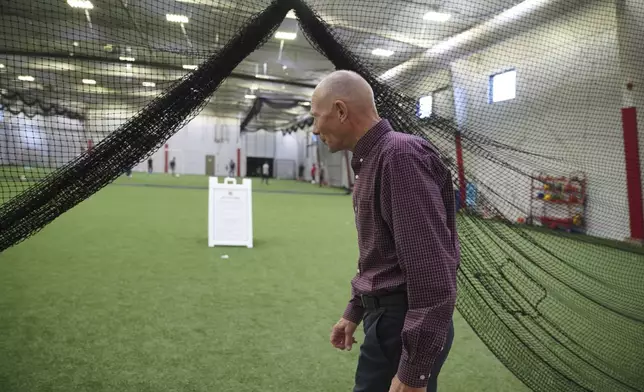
[0,0,530,130]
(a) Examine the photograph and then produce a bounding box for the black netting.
[1,0,643,391]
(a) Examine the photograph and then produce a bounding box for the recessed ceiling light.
[0,64,5,69]
[423,11,451,22]
[119,56,135,62]
[282,65,287,70]
[371,48,394,57]
[142,82,156,87]
[245,94,257,99]
[18,75,35,82]
[275,31,297,40]
[67,0,94,9]
[285,10,296,19]
[73,41,79,47]
[166,14,189,23]
[82,79,96,85]
[182,64,198,70]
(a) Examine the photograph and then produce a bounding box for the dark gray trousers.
[353,305,454,392]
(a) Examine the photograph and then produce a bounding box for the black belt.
[360,292,407,310]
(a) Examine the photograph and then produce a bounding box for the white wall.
[0,110,85,169]
[84,112,241,177]
[275,132,299,161]
[450,1,629,240]
[274,131,299,179]
[414,69,459,169]
[162,115,240,176]
[84,111,311,179]
[241,128,312,179]
[242,130,275,159]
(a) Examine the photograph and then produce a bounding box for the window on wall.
[489,69,516,103]
[417,95,433,118]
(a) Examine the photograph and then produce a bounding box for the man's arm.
[342,284,365,325]
[381,150,459,389]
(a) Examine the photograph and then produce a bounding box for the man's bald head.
[310,70,381,153]
[312,70,377,113]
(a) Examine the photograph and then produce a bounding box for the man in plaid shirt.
[310,70,459,392]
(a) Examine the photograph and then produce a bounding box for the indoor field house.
[0,0,643,391]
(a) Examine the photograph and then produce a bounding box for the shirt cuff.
[342,301,364,325]
[397,358,432,389]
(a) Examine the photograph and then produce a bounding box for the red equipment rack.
[528,172,587,233]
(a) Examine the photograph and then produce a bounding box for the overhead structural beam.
[378,0,584,87]
[0,51,318,89]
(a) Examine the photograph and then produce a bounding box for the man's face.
[310,94,348,153]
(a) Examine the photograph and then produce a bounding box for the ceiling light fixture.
[82,79,96,85]
[285,10,296,19]
[18,75,35,82]
[371,48,394,57]
[245,94,257,99]
[166,14,189,23]
[275,31,297,40]
[142,82,156,87]
[67,0,94,9]
[255,74,270,79]
[423,11,451,22]
[0,64,5,69]
[182,64,198,70]
[119,56,135,62]
[73,41,79,47]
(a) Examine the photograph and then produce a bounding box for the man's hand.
[389,375,426,392]
[330,318,358,351]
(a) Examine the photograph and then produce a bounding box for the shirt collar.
[353,118,392,159]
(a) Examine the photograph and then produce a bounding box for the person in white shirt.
[262,161,270,184]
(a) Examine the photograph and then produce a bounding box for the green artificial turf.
[0,175,527,392]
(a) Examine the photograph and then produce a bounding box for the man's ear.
[335,100,348,123]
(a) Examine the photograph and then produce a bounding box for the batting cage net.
[1,1,643,391]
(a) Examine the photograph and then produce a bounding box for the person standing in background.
[262,161,270,185]
[229,159,236,178]
[311,163,317,184]
[319,164,326,187]
[311,70,459,392]
[147,158,153,174]
[298,164,305,181]
[170,157,176,176]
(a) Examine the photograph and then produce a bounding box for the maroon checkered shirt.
[343,119,460,388]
